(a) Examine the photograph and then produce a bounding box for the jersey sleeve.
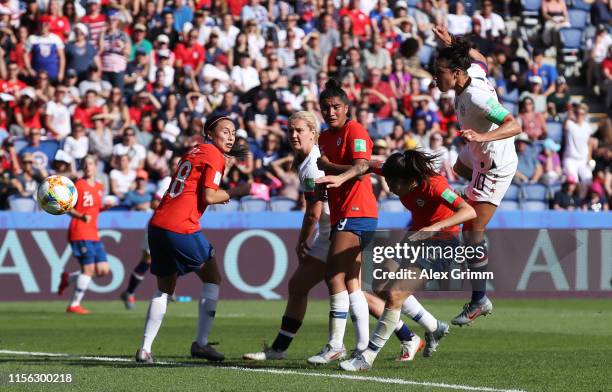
[299,160,324,202]
[346,122,372,161]
[469,90,510,126]
[430,177,464,210]
[202,153,225,190]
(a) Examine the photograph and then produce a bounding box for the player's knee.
[386,291,406,308]
[95,266,109,277]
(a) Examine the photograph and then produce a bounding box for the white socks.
[364,308,401,363]
[196,283,219,347]
[69,274,91,307]
[349,290,369,351]
[401,295,438,333]
[328,291,350,350]
[141,290,168,353]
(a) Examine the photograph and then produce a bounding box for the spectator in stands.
[89,114,113,161]
[601,46,612,109]
[364,67,396,136]
[553,177,581,210]
[527,50,558,95]
[99,11,130,91]
[339,0,372,40]
[123,169,152,211]
[426,131,455,181]
[546,76,570,120]
[81,0,107,49]
[411,116,430,149]
[563,103,596,186]
[73,89,102,129]
[363,36,392,75]
[174,26,205,79]
[249,168,283,202]
[474,0,505,39]
[24,15,65,83]
[245,91,281,140]
[78,65,111,97]
[538,138,563,185]
[1,62,27,97]
[541,0,570,49]
[231,54,260,96]
[112,127,145,170]
[514,133,543,184]
[519,97,547,141]
[447,1,472,36]
[12,152,46,199]
[591,0,612,27]
[1,137,19,174]
[582,189,609,211]
[13,88,41,137]
[270,155,300,201]
[586,24,612,92]
[146,136,172,182]
[124,48,150,96]
[389,56,411,100]
[44,86,71,139]
[520,76,548,114]
[51,149,76,180]
[255,133,283,169]
[150,11,179,50]
[63,122,89,168]
[109,153,135,200]
[103,87,132,133]
[130,24,151,61]
[65,23,98,81]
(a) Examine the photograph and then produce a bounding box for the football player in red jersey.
[57,155,109,315]
[319,149,476,371]
[135,116,249,364]
[307,79,379,364]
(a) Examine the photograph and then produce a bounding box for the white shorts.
[307,229,331,263]
[459,145,518,206]
[563,158,593,183]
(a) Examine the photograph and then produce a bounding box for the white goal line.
[0,349,526,392]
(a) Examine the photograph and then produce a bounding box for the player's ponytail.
[319,78,350,106]
[382,149,439,185]
[437,35,472,72]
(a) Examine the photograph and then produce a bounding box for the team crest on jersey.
[337,137,342,146]
[416,198,425,207]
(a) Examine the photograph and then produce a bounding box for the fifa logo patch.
[416,198,425,207]
[354,139,366,152]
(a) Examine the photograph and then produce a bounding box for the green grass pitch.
[0,299,609,392]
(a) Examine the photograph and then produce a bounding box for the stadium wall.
[0,212,610,300]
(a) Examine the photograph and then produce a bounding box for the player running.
[432,26,521,326]
[243,111,442,363]
[57,155,110,314]
[317,149,476,371]
[135,116,249,363]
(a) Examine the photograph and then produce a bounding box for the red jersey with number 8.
[318,120,378,225]
[150,143,226,234]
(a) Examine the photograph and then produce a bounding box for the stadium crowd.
[0,0,610,212]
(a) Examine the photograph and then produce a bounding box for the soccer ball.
[37,175,78,215]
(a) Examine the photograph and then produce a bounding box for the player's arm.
[297,196,323,261]
[68,209,91,223]
[461,112,522,143]
[316,158,369,188]
[432,25,487,65]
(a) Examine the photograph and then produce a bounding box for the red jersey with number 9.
[150,143,226,234]
[68,179,104,241]
[318,120,378,225]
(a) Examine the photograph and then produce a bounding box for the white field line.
[0,349,526,392]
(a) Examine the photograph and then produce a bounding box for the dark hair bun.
[325,78,342,90]
[204,115,231,133]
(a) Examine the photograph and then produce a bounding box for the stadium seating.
[8,196,37,212]
[379,197,407,212]
[546,121,563,144]
[145,182,157,195]
[521,200,548,211]
[501,100,518,116]
[504,88,520,104]
[210,199,240,212]
[419,44,434,67]
[570,0,592,11]
[568,9,589,29]
[269,197,297,212]
[498,200,520,210]
[559,28,584,63]
[240,196,268,212]
[520,0,542,27]
[523,184,548,201]
[503,184,522,201]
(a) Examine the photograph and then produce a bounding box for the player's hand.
[82,214,91,224]
[461,129,485,143]
[296,241,311,262]
[316,175,345,189]
[433,25,453,47]
[408,224,440,241]
[316,155,330,171]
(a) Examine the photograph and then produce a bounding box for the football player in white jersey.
[432,26,521,325]
[243,111,448,362]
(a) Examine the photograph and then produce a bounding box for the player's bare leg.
[122,251,151,310]
[244,255,325,361]
[137,273,177,363]
[66,262,104,315]
[308,231,362,364]
[452,201,496,326]
[191,257,224,361]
